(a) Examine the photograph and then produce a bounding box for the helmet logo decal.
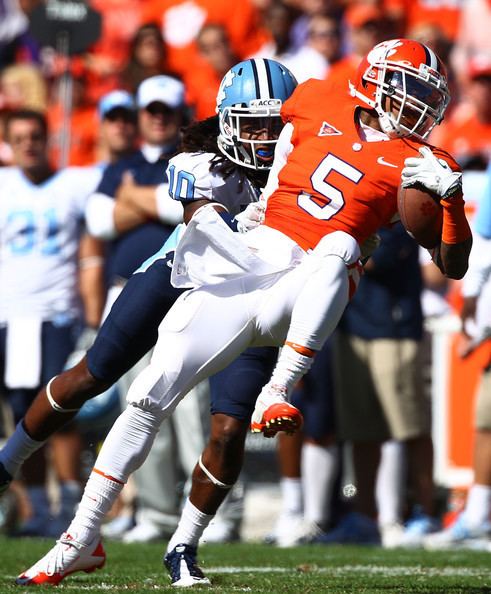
[249,98,281,107]
[367,39,402,65]
[216,69,236,110]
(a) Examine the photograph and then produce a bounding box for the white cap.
[137,75,185,110]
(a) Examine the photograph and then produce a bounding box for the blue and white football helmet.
[216,58,297,170]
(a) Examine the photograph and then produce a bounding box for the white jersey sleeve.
[167,151,259,216]
[167,152,220,203]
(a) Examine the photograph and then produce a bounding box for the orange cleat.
[16,532,106,586]
[250,384,303,437]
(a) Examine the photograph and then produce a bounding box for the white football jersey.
[0,166,102,321]
[167,151,260,215]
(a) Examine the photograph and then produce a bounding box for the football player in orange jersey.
[17,39,472,588]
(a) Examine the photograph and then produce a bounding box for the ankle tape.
[198,455,234,489]
[46,376,82,413]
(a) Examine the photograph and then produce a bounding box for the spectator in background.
[324,4,393,91]
[119,23,171,95]
[95,90,138,167]
[270,339,339,547]
[430,56,491,170]
[451,0,491,85]
[0,62,48,165]
[184,24,237,121]
[251,0,300,62]
[0,63,47,113]
[81,0,145,103]
[288,0,343,51]
[320,224,439,548]
[141,0,271,80]
[0,110,103,536]
[425,166,491,550]
[281,12,342,82]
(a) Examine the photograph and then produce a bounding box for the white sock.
[463,484,491,529]
[0,422,45,477]
[269,345,314,394]
[67,471,124,545]
[166,498,214,553]
[376,440,405,526]
[302,442,339,526]
[280,477,303,516]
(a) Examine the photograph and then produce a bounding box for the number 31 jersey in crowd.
[263,78,459,252]
[0,166,101,322]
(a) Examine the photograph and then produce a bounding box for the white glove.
[401,146,462,200]
[234,200,266,233]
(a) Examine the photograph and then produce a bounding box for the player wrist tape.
[441,198,472,244]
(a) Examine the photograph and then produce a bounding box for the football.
[397,184,443,249]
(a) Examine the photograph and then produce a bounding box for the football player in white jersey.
[6,59,299,585]
[0,109,103,535]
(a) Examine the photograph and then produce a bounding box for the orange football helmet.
[349,38,450,139]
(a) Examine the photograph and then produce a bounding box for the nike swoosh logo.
[377,156,398,168]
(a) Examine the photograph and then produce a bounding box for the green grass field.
[2,537,491,594]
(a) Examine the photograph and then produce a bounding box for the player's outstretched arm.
[401,146,472,279]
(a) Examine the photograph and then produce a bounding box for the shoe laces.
[36,533,81,576]
[165,544,204,579]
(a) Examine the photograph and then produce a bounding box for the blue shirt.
[97,150,175,282]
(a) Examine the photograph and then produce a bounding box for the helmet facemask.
[217,101,284,170]
[350,42,450,140]
[373,63,450,139]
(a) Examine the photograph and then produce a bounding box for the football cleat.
[0,461,12,496]
[164,543,210,587]
[15,532,106,586]
[250,384,303,437]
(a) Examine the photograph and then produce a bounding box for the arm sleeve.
[85,192,117,239]
[155,182,184,225]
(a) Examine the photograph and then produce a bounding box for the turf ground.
[2,538,491,593]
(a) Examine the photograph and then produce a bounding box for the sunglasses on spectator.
[144,102,177,116]
[105,108,137,123]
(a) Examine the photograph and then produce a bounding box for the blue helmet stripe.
[250,59,261,99]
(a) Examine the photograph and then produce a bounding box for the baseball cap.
[136,75,185,110]
[98,90,136,119]
[344,5,385,29]
[468,55,491,80]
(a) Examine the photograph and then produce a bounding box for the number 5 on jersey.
[298,153,363,220]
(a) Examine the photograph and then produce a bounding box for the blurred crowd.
[1,0,491,552]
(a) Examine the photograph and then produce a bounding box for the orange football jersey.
[263,79,459,252]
